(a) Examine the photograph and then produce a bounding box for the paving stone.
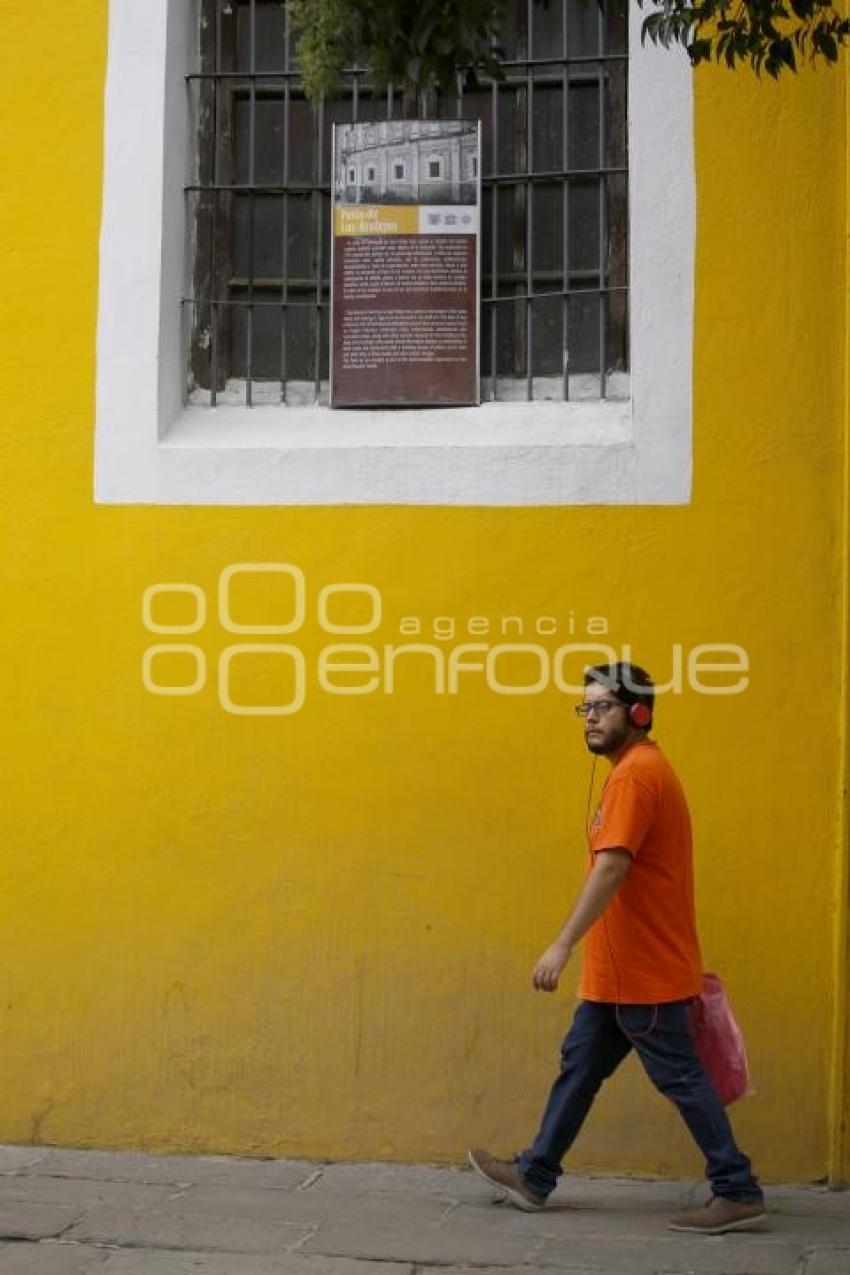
[0,1148,50,1175]
[768,1186,850,1219]
[0,1241,108,1272]
[447,1197,691,1241]
[29,1152,320,1192]
[64,1204,315,1257]
[0,1145,845,1275]
[457,1194,847,1246]
[96,1252,413,1275]
[804,1250,850,1275]
[0,1202,80,1242]
[549,1175,696,1211]
[312,1166,694,1210]
[0,1180,177,1211]
[312,1164,486,1202]
[161,1186,449,1230]
[419,1268,599,1275]
[300,1209,541,1266]
[765,1212,850,1242]
[534,1232,803,1274]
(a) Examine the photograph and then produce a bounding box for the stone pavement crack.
[287,1223,321,1253]
[297,1169,326,1191]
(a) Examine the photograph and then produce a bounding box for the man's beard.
[585,723,629,756]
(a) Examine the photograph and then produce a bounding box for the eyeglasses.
[574,699,624,719]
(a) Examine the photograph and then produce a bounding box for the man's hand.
[530,850,631,994]
[532,941,572,992]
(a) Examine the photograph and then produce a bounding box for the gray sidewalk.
[0,1145,847,1275]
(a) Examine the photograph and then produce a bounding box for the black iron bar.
[525,0,533,402]
[184,284,626,309]
[220,264,610,288]
[185,52,627,81]
[194,69,614,94]
[314,93,324,399]
[186,166,626,194]
[562,0,570,400]
[186,296,332,309]
[482,283,626,303]
[210,0,222,407]
[490,72,499,400]
[484,51,628,69]
[246,0,256,406]
[280,2,290,402]
[597,4,607,398]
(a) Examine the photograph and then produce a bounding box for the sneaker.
[467,1147,547,1212]
[669,1195,767,1234]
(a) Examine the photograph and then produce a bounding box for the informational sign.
[331,120,481,408]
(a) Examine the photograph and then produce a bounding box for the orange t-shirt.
[578,739,703,1004]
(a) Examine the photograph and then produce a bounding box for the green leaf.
[286,0,850,98]
[688,36,713,63]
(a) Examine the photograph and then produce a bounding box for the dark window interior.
[187,0,628,405]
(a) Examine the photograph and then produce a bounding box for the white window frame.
[94,0,694,507]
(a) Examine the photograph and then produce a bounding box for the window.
[186,0,628,406]
[366,165,376,182]
[94,0,694,505]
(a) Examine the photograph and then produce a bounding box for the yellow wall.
[1,3,847,1183]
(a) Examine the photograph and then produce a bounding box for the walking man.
[469,662,766,1234]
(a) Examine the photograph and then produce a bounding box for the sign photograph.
[331,120,481,408]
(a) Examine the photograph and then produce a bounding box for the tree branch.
[285,0,850,100]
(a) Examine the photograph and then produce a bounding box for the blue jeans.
[517,999,763,1203]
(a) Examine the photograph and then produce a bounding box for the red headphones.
[628,700,652,728]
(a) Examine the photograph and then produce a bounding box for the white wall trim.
[94,1,694,507]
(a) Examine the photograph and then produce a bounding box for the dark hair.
[583,662,655,730]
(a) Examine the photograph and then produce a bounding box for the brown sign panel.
[331,121,481,408]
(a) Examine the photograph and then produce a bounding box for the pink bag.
[688,972,753,1106]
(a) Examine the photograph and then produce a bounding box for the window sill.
[95,398,637,506]
[169,396,631,449]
